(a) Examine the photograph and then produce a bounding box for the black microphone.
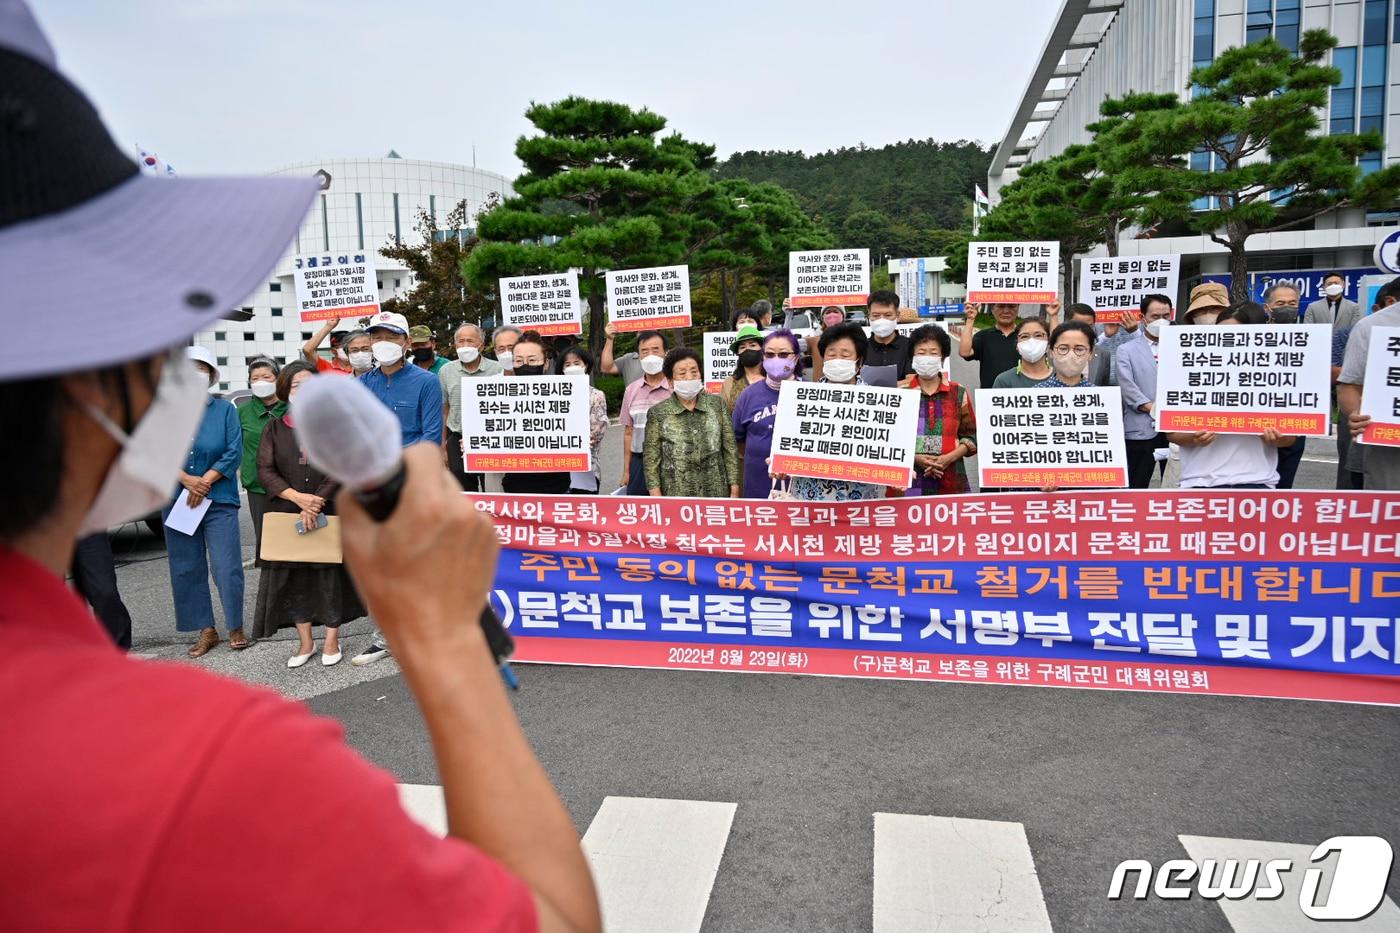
[290,376,516,684]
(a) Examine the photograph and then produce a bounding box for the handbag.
[260,513,343,564]
[768,478,797,501]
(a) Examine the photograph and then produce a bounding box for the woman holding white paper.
[252,362,365,666]
[905,325,976,495]
[164,347,247,657]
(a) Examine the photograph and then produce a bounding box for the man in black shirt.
[865,290,910,379]
[959,301,1060,388]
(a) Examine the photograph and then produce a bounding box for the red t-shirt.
[0,548,535,932]
[315,356,355,375]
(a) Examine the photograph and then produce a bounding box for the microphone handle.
[351,466,516,668]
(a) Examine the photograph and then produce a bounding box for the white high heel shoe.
[287,645,316,668]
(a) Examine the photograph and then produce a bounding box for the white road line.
[397,782,449,836]
[873,813,1054,933]
[582,796,736,933]
[1179,835,1400,932]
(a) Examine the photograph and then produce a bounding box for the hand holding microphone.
[290,376,515,683]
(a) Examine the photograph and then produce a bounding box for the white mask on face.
[348,351,373,372]
[1325,283,1345,299]
[823,358,858,383]
[79,352,208,535]
[870,318,898,339]
[1145,319,1167,339]
[912,354,943,378]
[496,350,514,371]
[673,380,704,400]
[563,364,587,376]
[1017,338,1048,363]
[372,340,404,365]
[457,345,480,364]
[640,355,665,376]
[250,380,277,399]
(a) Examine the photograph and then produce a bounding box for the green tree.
[462,98,722,356]
[379,196,499,342]
[1096,30,1400,301]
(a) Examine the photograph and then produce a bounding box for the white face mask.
[912,354,943,378]
[673,379,704,399]
[1145,319,1167,339]
[823,358,858,383]
[1325,283,1345,298]
[334,347,348,361]
[496,350,514,371]
[250,380,277,399]
[640,355,665,376]
[563,364,587,376]
[348,350,373,372]
[372,340,404,365]
[870,318,898,339]
[457,345,480,364]
[1017,338,1048,363]
[79,352,208,535]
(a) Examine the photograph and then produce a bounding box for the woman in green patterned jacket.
[644,348,741,497]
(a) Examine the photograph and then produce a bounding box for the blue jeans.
[164,501,245,633]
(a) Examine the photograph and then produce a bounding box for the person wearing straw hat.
[0,4,599,929]
[1182,281,1230,325]
[166,345,248,655]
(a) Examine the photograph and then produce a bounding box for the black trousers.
[1125,435,1168,490]
[1275,435,1306,490]
[72,532,133,649]
[445,431,482,492]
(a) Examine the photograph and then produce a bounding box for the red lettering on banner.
[1159,410,1328,435]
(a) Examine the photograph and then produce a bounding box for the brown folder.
[260,513,343,564]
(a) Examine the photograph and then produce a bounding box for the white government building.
[989,0,1400,300]
[195,153,510,392]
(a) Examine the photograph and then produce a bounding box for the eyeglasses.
[764,351,795,359]
[1052,345,1091,358]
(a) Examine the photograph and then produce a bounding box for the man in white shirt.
[1338,277,1400,490]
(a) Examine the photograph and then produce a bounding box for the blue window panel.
[1277,24,1300,51]
[1332,89,1356,119]
[1331,115,1356,135]
[1275,0,1299,8]
[1360,153,1383,176]
[1334,47,1357,89]
[1364,0,1388,45]
[1247,0,1270,11]
[1194,18,1215,62]
[1247,25,1271,44]
[1361,46,1387,87]
[1394,5,1400,43]
[1361,85,1385,118]
[1360,115,1384,134]
[1195,0,1215,14]
[1247,11,1273,26]
[1191,150,1212,172]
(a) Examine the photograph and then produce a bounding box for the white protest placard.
[705,330,741,393]
[605,264,692,332]
[770,380,919,487]
[1155,324,1332,436]
[461,376,590,473]
[292,252,380,323]
[500,271,583,337]
[975,387,1128,488]
[966,242,1059,304]
[1359,325,1400,446]
[1077,254,1180,324]
[788,249,870,308]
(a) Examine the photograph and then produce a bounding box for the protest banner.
[292,253,379,323]
[460,376,590,472]
[975,387,1128,488]
[966,242,1059,304]
[1078,255,1180,324]
[789,249,871,308]
[605,265,692,332]
[705,330,740,393]
[770,381,919,487]
[500,271,583,337]
[473,491,1400,706]
[1359,325,1400,447]
[1155,324,1332,436]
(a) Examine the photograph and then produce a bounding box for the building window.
[320,194,330,251]
[214,330,225,340]
[1331,47,1357,136]
[1364,0,1388,44]
[244,331,255,340]
[302,331,313,340]
[271,307,283,317]
[269,281,281,292]
[430,194,437,227]
[355,192,365,250]
[1274,0,1299,52]
[393,192,402,245]
[1246,0,1271,45]
[1193,0,1215,77]
[394,278,401,289]
[217,357,228,366]
[1360,11,1387,137]
[377,280,383,289]
[273,332,284,341]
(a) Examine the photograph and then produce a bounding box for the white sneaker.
[287,647,315,668]
[351,642,390,666]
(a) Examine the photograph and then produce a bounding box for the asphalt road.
[99,351,1391,932]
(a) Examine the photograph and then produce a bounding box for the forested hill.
[716,139,993,257]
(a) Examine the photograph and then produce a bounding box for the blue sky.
[34,0,1059,178]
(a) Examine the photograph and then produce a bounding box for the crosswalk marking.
[582,796,737,933]
[873,813,1054,933]
[1180,835,1400,932]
